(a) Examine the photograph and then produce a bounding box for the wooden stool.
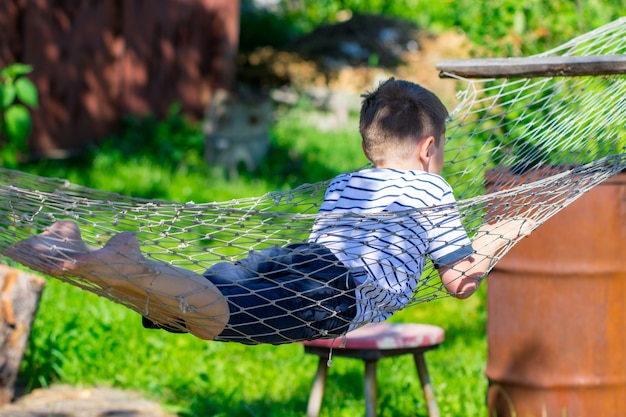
[303,322,444,417]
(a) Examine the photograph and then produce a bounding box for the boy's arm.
[437,218,534,299]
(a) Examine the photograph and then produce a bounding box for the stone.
[0,385,177,417]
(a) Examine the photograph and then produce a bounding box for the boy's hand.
[480,218,535,241]
[509,217,535,238]
[440,218,535,299]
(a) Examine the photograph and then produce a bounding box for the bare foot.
[5,220,157,287]
[70,230,153,288]
[4,220,230,340]
[3,220,93,276]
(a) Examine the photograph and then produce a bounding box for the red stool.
[303,322,444,417]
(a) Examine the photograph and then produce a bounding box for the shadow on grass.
[178,364,365,417]
[169,354,364,417]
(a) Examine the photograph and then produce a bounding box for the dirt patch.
[0,385,177,417]
[237,13,473,108]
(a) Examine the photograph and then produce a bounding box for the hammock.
[1,18,625,345]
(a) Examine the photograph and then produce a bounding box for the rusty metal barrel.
[485,172,626,417]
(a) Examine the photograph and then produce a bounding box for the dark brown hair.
[359,78,448,165]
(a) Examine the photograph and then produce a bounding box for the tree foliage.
[241,0,626,56]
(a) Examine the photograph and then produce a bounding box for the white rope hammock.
[1,18,625,345]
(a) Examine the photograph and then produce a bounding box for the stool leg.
[307,357,329,417]
[364,360,378,417]
[414,353,440,417]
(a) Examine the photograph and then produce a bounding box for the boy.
[2,78,532,344]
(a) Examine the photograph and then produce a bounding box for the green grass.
[24,280,488,417]
[12,104,490,416]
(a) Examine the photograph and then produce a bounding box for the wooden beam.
[437,55,626,79]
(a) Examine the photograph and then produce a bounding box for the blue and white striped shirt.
[309,168,473,327]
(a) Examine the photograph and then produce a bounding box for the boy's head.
[359,78,448,173]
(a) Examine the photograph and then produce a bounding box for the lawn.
[24,279,489,417]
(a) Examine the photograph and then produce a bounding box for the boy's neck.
[374,160,426,171]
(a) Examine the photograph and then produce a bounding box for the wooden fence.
[0,0,240,158]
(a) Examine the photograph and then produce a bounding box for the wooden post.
[436,55,626,78]
[0,265,46,404]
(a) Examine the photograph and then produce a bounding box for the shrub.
[0,63,39,168]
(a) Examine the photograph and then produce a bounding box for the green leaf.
[0,145,18,168]
[0,63,33,78]
[15,77,39,108]
[3,104,32,143]
[0,83,16,109]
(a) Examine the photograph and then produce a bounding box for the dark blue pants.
[205,243,357,345]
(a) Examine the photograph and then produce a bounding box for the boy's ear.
[418,136,436,165]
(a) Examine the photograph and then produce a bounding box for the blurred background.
[0,1,624,416]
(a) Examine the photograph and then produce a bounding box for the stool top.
[303,322,445,350]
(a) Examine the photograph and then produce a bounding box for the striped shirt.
[309,168,473,327]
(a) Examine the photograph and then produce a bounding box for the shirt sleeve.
[425,181,473,268]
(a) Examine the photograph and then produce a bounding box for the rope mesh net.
[1,18,625,344]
